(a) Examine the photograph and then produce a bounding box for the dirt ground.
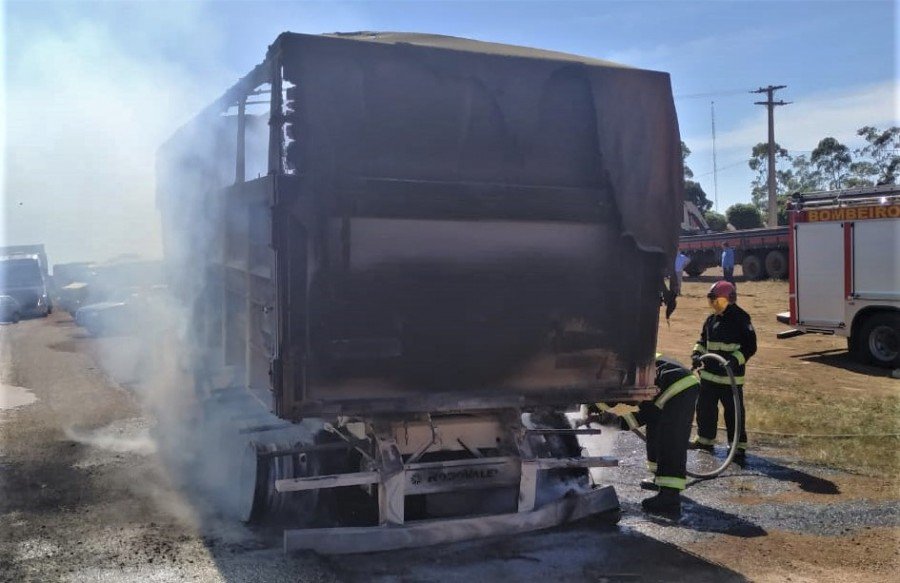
[655,270,900,581]
[661,270,899,474]
[1,275,898,582]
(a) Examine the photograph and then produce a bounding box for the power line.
[675,89,749,100]
[696,159,746,177]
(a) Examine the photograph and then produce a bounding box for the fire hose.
[585,353,740,480]
[634,353,740,480]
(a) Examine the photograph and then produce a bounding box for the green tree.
[748,142,792,213]
[703,210,728,232]
[784,154,823,192]
[855,126,900,185]
[726,203,764,230]
[811,137,852,189]
[685,181,712,213]
[847,160,877,187]
[681,141,694,180]
[681,141,713,212]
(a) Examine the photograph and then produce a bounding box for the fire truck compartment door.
[796,222,845,326]
[853,219,900,300]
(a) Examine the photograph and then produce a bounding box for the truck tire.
[855,312,900,367]
[764,250,788,280]
[742,254,764,281]
[685,264,705,278]
[240,439,322,525]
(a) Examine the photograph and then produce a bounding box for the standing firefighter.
[690,280,757,466]
[593,354,700,516]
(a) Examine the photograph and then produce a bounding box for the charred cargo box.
[157,32,683,420]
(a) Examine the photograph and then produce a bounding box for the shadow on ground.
[792,349,892,377]
[684,275,749,285]
[690,452,840,495]
[322,519,748,583]
[631,498,767,538]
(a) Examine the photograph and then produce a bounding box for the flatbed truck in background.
[680,226,790,280]
[678,206,790,280]
[777,185,900,367]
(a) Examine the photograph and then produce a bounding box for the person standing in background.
[673,251,691,296]
[721,242,735,283]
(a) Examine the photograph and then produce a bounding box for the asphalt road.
[2,313,896,582]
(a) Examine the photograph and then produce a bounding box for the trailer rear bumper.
[283,484,619,554]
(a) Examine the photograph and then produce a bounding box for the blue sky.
[2,0,897,263]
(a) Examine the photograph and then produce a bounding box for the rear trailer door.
[795,221,845,328]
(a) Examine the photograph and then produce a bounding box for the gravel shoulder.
[2,301,898,582]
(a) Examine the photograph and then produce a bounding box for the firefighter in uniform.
[690,280,757,466]
[592,354,700,516]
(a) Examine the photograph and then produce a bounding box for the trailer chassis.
[264,407,625,554]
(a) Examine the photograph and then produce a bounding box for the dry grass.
[658,270,900,477]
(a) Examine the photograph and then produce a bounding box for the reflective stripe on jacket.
[597,356,699,429]
[693,303,756,385]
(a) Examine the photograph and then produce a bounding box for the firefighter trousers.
[695,380,748,451]
[646,384,699,490]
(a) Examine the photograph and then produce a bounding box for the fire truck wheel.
[764,250,788,280]
[857,312,900,367]
[741,254,764,281]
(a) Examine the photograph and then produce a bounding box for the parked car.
[58,282,90,314]
[74,286,168,337]
[0,295,22,323]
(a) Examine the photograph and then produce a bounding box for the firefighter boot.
[640,478,659,491]
[688,439,715,453]
[729,449,747,467]
[641,487,681,516]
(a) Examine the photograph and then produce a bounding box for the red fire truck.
[777,185,900,367]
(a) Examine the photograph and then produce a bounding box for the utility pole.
[752,85,790,227]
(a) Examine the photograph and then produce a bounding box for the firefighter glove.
[725,355,739,371]
[691,353,703,370]
[598,411,621,427]
[638,400,661,424]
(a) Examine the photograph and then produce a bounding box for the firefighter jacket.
[598,355,699,430]
[692,303,756,386]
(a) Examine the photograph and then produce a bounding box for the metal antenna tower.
[711,100,719,212]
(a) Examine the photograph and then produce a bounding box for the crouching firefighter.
[591,354,699,516]
[689,280,757,466]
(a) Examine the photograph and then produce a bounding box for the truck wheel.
[685,265,705,278]
[239,440,322,525]
[856,312,900,367]
[742,254,764,281]
[764,250,788,280]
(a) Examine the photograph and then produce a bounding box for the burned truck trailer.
[157,32,683,553]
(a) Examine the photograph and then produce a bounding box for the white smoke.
[2,2,233,263]
[1,2,295,526]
